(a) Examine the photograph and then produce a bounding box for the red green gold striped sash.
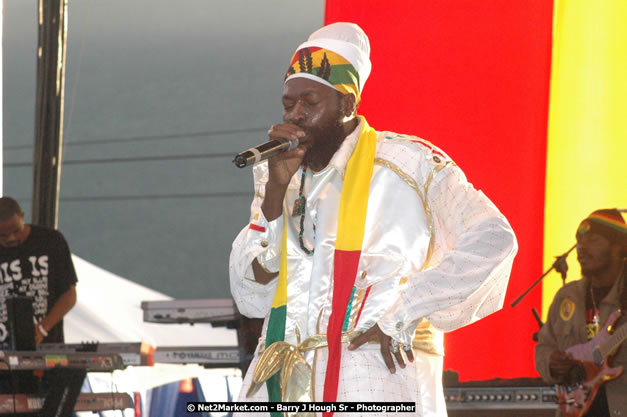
[323,116,376,412]
[265,117,376,413]
[264,226,288,411]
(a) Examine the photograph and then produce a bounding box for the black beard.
[581,262,611,278]
[580,252,612,278]
[302,117,346,170]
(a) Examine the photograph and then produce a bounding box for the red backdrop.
[325,0,554,380]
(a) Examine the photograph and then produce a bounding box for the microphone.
[232,138,299,168]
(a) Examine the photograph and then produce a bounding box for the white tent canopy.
[66,255,238,347]
[65,255,241,399]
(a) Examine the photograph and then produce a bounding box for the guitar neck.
[599,320,627,359]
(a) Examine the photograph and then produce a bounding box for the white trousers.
[235,345,447,417]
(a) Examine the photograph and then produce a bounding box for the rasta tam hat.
[284,22,371,103]
[576,208,627,245]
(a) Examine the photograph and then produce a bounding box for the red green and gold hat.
[576,208,627,244]
[284,22,371,103]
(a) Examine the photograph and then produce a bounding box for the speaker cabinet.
[6,296,35,351]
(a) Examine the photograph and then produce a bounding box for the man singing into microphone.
[229,22,517,416]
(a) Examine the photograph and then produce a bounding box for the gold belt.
[247,330,364,407]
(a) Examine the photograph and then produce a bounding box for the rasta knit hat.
[576,208,627,245]
[284,22,371,102]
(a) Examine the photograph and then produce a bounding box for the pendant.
[292,197,305,217]
[593,314,600,327]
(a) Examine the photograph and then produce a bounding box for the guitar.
[556,309,627,417]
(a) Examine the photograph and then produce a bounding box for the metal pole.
[0,1,4,196]
[510,243,577,308]
[32,0,68,228]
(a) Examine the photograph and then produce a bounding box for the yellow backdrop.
[543,0,627,318]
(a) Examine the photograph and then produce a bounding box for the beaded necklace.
[590,285,600,330]
[297,165,315,255]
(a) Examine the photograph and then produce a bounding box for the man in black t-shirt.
[0,197,77,348]
[535,209,626,417]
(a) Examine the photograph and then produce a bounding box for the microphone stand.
[531,307,543,341]
[510,243,577,308]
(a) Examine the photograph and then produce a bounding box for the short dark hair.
[0,197,24,221]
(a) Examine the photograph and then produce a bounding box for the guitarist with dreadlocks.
[535,209,627,417]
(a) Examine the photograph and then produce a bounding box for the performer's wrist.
[261,184,287,221]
